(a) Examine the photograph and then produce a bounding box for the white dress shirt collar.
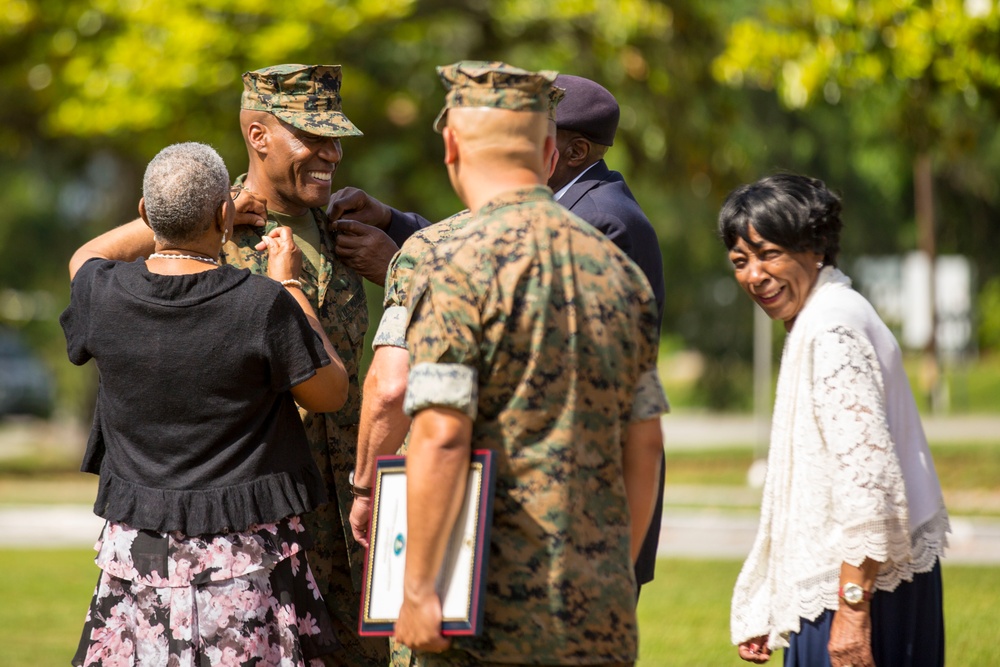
[553,162,600,202]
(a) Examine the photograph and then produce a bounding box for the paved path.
[655,510,1000,565]
[662,413,1000,450]
[1,504,997,565]
[4,413,1000,458]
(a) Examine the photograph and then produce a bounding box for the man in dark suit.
[547,75,666,598]
[328,73,668,599]
[548,74,665,325]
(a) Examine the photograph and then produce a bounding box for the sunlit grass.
[637,559,999,666]
[2,441,995,513]
[0,549,95,666]
[929,444,1000,491]
[1,551,991,667]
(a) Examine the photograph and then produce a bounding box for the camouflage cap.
[433,60,558,133]
[241,64,362,138]
[548,85,566,122]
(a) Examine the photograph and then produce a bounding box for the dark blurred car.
[0,328,55,418]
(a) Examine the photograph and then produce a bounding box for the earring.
[221,230,228,245]
[816,261,823,269]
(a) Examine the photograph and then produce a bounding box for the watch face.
[843,584,864,604]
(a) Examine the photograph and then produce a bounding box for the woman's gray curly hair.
[142,142,229,244]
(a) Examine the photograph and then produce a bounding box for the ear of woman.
[216,196,235,244]
[138,198,152,230]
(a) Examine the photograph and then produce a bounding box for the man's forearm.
[402,408,473,599]
[355,346,412,486]
[623,418,664,563]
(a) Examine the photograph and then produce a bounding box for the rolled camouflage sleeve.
[374,234,424,350]
[404,362,479,419]
[631,368,670,422]
[371,306,408,350]
[403,249,483,417]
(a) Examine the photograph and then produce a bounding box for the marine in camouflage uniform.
[222,64,389,666]
[350,84,564,564]
[349,77,564,572]
[394,62,669,666]
[373,83,563,351]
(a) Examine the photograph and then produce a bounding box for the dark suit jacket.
[559,160,666,587]
[385,208,431,247]
[558,160,665,329]
[387,162,667,586]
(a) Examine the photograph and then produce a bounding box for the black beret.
[553,74,619,147]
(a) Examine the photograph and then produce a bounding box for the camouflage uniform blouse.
[403,185,669,664]
[372,209,472,350]
[220,187,386,665]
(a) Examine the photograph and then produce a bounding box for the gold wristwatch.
[839,583,873,605]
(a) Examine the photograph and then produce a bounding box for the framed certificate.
[359,449,497,637]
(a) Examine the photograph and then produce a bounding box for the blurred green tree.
[4,0,998,415]
[714,0,1000,265]
[713,0,1000,404]
[7,0,761,410]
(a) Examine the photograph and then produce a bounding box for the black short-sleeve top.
[60,258,331,535]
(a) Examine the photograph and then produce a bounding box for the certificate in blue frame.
[359,449,497,637]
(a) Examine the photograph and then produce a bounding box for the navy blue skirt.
[784,560,944,667]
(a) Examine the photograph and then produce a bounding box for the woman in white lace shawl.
[719,174,949,667]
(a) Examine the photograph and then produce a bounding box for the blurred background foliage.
[1,0,999,417]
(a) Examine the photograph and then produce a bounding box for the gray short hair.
[142,142,229,244]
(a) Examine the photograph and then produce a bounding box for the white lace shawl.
[730,267,950,650]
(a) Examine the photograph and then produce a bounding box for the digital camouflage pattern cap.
[241,64,362,138]
[548,85,566,122]
[433,60,558,133]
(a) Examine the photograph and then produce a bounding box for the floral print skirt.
[72,517,339,666]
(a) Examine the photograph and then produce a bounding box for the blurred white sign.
[854,252,972,356]
[935,255,974,355]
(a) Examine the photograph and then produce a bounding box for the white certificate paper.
[359,450,496,636]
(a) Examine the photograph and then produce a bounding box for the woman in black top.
[61,143,348,666]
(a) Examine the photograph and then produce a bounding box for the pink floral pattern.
[73,518,338,666]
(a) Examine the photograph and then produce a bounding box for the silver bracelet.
[280,279,303,290]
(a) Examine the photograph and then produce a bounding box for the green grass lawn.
[2,418,996,663]
[0,550,95,665]
[917,354,1000,414]
[665,442,1000,489]
[636,559,998,666]
[1,551,993,666]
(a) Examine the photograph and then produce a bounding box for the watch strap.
[348,470,372,498]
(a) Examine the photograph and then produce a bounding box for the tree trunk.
[914,152,943,411]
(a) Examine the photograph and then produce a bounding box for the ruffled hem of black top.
[92,467,329,536]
